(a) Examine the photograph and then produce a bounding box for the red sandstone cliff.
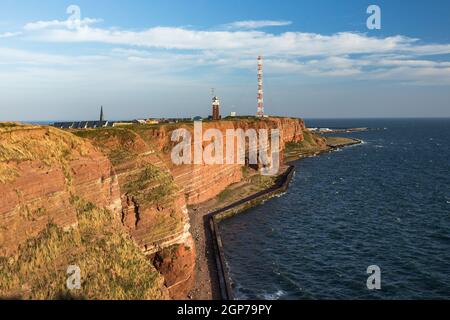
[74,127,196,299]
[0,125,122,257]
[0,117,310,299]
[130,117,306,205]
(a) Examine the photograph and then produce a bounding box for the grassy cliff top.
[0,125,92,184]
[0,125,89,163]
[74,127,144,165]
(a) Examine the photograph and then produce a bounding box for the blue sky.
[0,0,449,121]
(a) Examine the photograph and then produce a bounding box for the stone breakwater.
[0,117,312,299]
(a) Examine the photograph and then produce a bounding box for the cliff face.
[129,117,306,205]
[0,117,308,299]
[0,124,167,299]
[0,124,121,256]
[74,127,196,299]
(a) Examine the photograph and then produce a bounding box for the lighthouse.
[212,95,221,120]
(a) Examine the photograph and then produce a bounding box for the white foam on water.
[262,289,287,300]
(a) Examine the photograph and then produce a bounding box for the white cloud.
[0,18,449,85]
[0,47,108,66]
[368,65,450,85]
[26,25,450,59]
[0,47,69,65]
[223,20,292,30]
[0,32,21,38]
[24,18,101,31]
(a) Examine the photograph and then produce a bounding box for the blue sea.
[219,118,450,300]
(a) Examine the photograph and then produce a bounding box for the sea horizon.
[8,116,450,125]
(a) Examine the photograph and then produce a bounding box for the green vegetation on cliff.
[74,128,139,165]
[75,127,179,206]
[123,164,178,206]
[0,198,166,300]
[285,130,328,161]
[74,126,185,250]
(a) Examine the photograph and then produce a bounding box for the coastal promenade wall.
[209,165,296,300]
[206,136,362,300]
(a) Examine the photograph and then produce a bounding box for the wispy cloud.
[0,47,108,66]
[25,23,450,58]
[0,31,21,38]
[0,17,449,85]
[24,18,102,31]
[222,20,292,30]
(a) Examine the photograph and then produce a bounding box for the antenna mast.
[256,56,264,117]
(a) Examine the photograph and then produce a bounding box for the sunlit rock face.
[0,117,309,299]
[0,125,122,257]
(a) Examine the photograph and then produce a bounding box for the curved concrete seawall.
[205,136,362,300]
[208,165,296,300]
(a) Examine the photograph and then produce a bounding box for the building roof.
[53,121,113,129]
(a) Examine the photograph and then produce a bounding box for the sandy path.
[187,199,222,300]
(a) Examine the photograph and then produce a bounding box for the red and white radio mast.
[256,55,265,117]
